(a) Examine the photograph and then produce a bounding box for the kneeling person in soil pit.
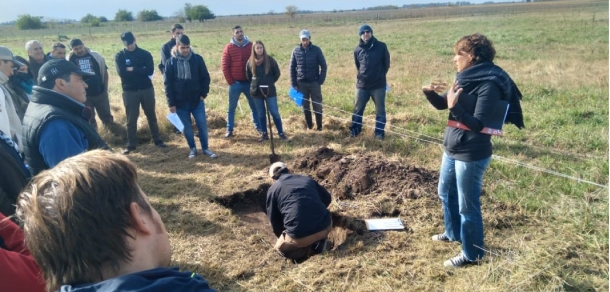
[267,162,332,261]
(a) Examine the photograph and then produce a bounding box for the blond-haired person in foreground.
[17,150,216,292]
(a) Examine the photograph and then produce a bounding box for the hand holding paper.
[166,113,184,132]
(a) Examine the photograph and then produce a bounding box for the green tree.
[99,16,108,22]
[285,5,298,18]
[137,9,163,22]
[81,14,99,24]
[184,3,192,22]
[187,5,215,22]
[115,9,134,22]
[15,14,44,30]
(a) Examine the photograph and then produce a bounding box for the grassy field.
[2,1,608,291]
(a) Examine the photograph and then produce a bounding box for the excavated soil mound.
[293,146,438,200]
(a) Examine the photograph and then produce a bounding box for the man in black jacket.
[289,29,327,131]
[164,35,217,159]
[115,32,166,154]
[266,162,332,261]
[350,24,391,140]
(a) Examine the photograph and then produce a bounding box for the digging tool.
[259,85,281,164]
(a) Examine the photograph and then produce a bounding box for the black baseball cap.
[38,59,94,87]
[121,31,135,46]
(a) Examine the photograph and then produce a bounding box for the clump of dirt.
[293,147,438,200]
[207,110,226,130]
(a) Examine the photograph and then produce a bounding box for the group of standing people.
[0,19,524,291]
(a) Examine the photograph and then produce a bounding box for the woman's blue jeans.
[253,97,284,134]
[176,100,209,150]
[438,152,491,261]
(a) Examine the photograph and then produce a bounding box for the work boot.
[304,110,313,129]
[315,113,323,131]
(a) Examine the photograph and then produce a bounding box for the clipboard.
[364,218,405,231]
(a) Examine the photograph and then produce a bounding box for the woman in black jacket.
[422,33,523,268]
[246,41,289,142]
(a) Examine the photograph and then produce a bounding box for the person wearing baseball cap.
[266,161,333,262]
[115,31,167,154]
[21,59,110,176]
[289,29,328,131]
[0,46,25,150]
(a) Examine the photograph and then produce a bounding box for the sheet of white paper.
[365,218,405,231]
[166,113,184,132]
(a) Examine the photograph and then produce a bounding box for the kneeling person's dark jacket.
[266,173,332,239]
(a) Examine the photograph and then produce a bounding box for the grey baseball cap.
[0,46,24,67]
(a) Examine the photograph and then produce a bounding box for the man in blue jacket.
[350,24,391,140]
[17,150,216,292]
[164,35,217,159]
[267,162,332,261]
[289,29,327,131]
[21,59,110,176]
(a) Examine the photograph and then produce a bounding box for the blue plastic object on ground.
[289,87,303,106]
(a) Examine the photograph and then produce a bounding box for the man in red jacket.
[221,25,260,138]
[0,212,45,292]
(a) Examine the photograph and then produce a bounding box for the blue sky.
[3,0,516,23]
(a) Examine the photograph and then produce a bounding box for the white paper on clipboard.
[364,218,405,231]
[166,113,184,132]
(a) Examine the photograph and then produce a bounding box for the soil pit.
[213,146,439,253]
[212,183,366,251]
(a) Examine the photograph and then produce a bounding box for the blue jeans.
[438,152,491,261]
[227,81,260,131]
[350,87,386,136]
[253,97,284,134]
[176,100,209,150]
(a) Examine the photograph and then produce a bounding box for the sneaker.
[203,149,218,158]
[155,141,167,148]
[431,233,451,242]
[258,133,269,142]
[122,147,135,155]
[443,252,478,268]
[188,148,197,159]
[278,133,289,141]
[375,133,385,140]
[224,131,233,138]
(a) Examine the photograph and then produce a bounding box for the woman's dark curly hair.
[454,33,496,65]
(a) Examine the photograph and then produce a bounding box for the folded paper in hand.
[364,218,405,231]
[166,113,184,132]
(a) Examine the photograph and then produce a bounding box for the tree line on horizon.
[13,3,215,30]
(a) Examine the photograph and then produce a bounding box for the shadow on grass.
[152,201,222,237]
